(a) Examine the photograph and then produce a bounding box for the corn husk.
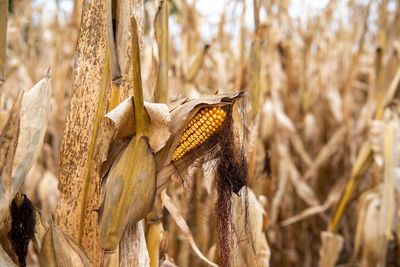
[99,135,156,251]
[156,91,243,190]
[39,224,93,267]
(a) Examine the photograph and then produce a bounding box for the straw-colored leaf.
[318,231,343,267]
[232,187,270,267]
[99,96,170,167]
[119,221,150,267]
[161,191,218,267]
[10,74,51,202]
[0,93,21,222]
[39,224,93,267]
[281,175,346,226]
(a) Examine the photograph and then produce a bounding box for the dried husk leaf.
[11,75,51,195]
[99,136,156,251]
[0,93,21,222]
[318,231,343,267]
[100,96,170,157]
[161,191,218,267]
[31,209,48,252]
[39,224,93,267]
[0,74,50,222]
[232,187,270,267]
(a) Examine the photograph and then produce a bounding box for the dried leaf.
[288,157,320,207]
[304,126,347,180]
[0,92,21,222]
[161,191,218,267]
[12,75,51,193]
[318,231,343,267]
[119,221,150,267]
[280,175,346,226]
[102,96,170,152]
[39,224,93,267]
[232,187,270,267]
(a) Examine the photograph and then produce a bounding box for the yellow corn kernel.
[172,106,227,161]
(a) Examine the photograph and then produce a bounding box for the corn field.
[1,0,400,266]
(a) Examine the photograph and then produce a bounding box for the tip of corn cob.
[172,106,226,161]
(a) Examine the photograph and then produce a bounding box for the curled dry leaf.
[161,191,218,267]
[102,97,170,151]
[318,231,343,267]
[39,224,93,267]
[232,187,270,267]
[99,136,156,251]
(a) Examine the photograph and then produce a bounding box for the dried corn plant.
[1,0,400,267]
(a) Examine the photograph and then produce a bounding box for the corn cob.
[172,106,226,161]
